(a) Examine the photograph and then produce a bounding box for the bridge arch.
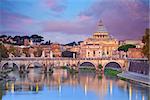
[27,62,43,69]
[12,63,19,71]
[104,62,121,70]
[1,62,19,70]
[27,71,45,83]
[1,62,9,70]
[79,62,96,69]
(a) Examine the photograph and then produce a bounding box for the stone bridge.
[0,57,127,71]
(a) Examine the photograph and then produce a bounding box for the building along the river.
[79,20,119,58]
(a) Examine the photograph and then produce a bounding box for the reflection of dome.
[52,69,68,80]
[79,75,108,97]
[50,69,68,86]
[27,69,44,83]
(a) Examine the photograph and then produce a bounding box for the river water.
[0,68,149,100]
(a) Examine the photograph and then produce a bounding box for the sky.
[0,0,149,43]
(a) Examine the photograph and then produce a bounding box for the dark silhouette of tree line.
[0,34,44,45]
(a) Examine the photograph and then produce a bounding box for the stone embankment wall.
[128,60,149,75]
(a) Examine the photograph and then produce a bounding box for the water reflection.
[129,85,132,100]
[0,68,149,100]
[110,80,113,96]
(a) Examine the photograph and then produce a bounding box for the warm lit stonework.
[50,43,62,57]
[80,20,118,58]
[127,48,144,58]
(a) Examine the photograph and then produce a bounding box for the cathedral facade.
[79,20,119,58]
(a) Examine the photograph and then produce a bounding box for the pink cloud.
[78,0,149,40]
[41,16,96,35]
[42,0,67,12]
[1,0,149,42]
[0,10,36,32]
[78,15,92,22]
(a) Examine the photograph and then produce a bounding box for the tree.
[98,64,103,71]
[142,28,150,60]
[21,36,30,40]
[0,35,8,43]
[64,41,77,46]
[0,35,7,38]
[118,44,136,52]
[0,43,9,59]
[78,41,83,45]
[13,36,23,45]
[42,40,51,45]
[31,34,44,43]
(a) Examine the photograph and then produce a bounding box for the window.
[93,51,95,56]
[107,51,109,55]
[88,52,90,57]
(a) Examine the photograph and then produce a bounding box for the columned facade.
[80,20,118,58]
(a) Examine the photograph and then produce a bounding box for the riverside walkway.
[118,72,150,86]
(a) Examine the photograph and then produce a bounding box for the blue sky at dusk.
[0,0,149,43]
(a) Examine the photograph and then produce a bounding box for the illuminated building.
[80,20,118,58]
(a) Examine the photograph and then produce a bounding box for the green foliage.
[68,68,78,74]
[0,43,9,59]
[1,35,44,45]
[142,28,150,60]
[61,66,69,69]
[104,68,121,77]
[79,68,96,72]
[98,75,102,79]
[118,44,136,52]
[31,34,44,43]
[98,64,103,70]
[119,77,128,81]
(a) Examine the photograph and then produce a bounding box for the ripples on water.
[0,68,149,100]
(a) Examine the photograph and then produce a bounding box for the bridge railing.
[1,57,126,61]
